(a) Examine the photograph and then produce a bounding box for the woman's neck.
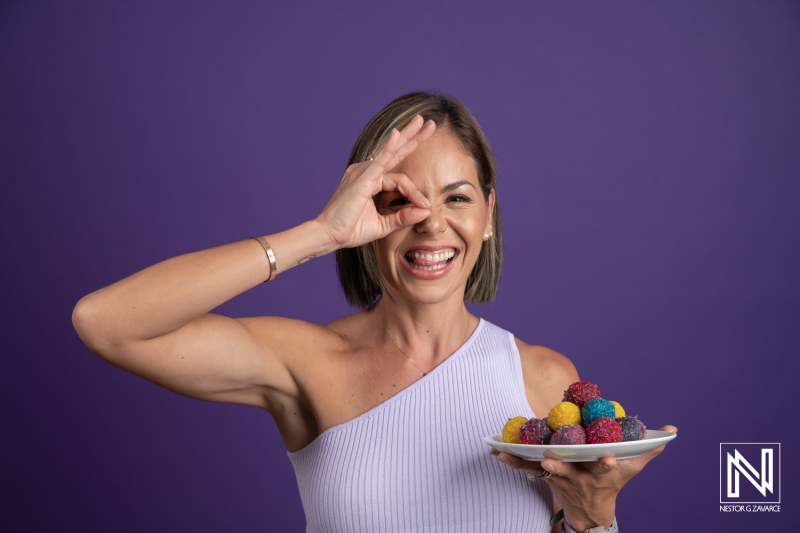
[373,294,475,365]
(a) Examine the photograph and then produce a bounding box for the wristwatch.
[550,510,619,533]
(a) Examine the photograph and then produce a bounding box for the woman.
[73,92,675,532]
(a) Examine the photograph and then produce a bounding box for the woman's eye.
[388,198,412,207]
[447,195,471,203]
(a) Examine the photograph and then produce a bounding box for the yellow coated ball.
[548,402,582,430]
[611,401,625,419]
[502,416,530,443]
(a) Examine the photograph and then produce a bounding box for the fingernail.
[541,463,552,472]
[423,197,432,207]
[499,457,511,465]
[603,463,612,471]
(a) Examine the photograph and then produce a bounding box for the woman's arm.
[72,115,436,412]
[71,222,337,407]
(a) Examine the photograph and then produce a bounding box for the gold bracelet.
[251,236,277,282]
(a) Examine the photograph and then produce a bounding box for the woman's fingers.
[345,115,435,207]
[376,114,429,163]
[491,453,618,480]
[594,457,617,474]
[540,457,616,477]
[633,424,678,465]
[380,205,431,234]
[319,115,436,246]
[491,452,617,477]
[360,115,434,184]
[381,172,432,208]
[370,117,421,169]
[491,451,543,471]
[393,118,436,162]
[368,172,432,236]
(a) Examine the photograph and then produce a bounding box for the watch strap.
[550,510,565,528]
[550,510,619,533]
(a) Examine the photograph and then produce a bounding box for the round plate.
[484,429,677,462]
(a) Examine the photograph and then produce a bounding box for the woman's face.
[374,128,495,306]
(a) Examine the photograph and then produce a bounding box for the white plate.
[484,429,677,462]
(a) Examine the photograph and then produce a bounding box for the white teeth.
[405,249,456,265]
[411,263,446,271]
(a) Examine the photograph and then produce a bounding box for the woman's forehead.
[393,129,479,189]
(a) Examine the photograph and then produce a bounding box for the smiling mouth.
[403,249,457,272]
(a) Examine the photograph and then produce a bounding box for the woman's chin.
[388,280,466,307]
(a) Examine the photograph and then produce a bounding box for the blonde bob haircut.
[336,91,503,308]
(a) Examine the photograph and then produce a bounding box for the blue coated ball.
[581,398,616,427]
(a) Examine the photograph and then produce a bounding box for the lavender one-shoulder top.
[288,319,552,532]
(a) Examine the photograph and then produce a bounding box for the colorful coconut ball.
[548,402,582,430]
[586,418,624,444]
[581,398,617,427]
[501,380,650,446]
[616,416,646,442]
[610,401,625,419]
[550,424,587,445]
[563,381,601,408]
[519,418,552,445]
[502,416,530,444]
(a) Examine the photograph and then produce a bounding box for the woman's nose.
[415,202,446,235]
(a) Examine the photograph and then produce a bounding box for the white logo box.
[720,443,780,504]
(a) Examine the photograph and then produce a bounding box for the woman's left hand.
[491,424,677,531]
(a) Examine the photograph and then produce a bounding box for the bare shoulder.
[324,309,375,343]
[235,315,354,388]
[238,315,347,355]
[514,337,580,419]
[236,312,369,379]
[514,338,578,386]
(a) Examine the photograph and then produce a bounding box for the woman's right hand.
[316,114,436,249]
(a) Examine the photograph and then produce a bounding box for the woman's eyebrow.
[441,180,476,193]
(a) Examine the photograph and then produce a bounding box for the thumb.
[380,206,430,234]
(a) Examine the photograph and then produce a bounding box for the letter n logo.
[720,443,780,504]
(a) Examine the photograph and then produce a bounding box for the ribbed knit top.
[287,319,553,532]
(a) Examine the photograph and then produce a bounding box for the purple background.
[2,1,798,531]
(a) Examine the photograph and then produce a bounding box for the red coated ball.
[550,424,586,445]
[519,418,552,445]
[563,381,601,408]
[586,418,624,444]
